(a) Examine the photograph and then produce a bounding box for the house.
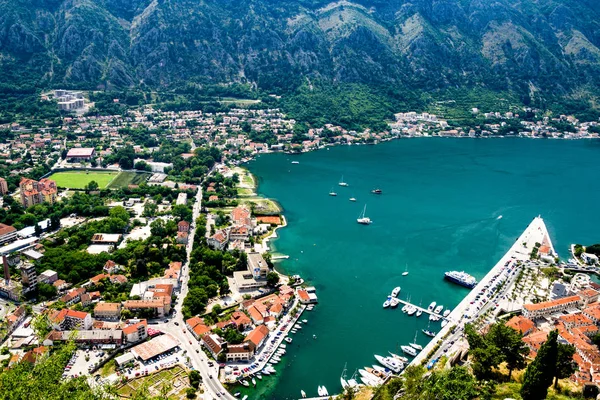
[244,325,269,350]
[103,260,123,274]
[208,230,228,250]
[581,253,599,265]
[226,342,254,362]
[176,231,189,245]
[186,317,211,340]
[48,309,92,330]
[123,299,170,317]
[94,302,122,320]
[66,148,95,160]
[53,279,70,291]
[229,226,249,241]
[19,178,57,208]
[523,295,581,319]
[178,221,190,233]
[21,346,49,364]
[81,291,101,307]
[247,252,268,280]
[91,234,121,245]
[505,316,536,336]
[45,330,123,346]
[38,270,58,284]
[230,311,252,330]
[297,287,319,304]
[0,223,17,245]
[122,320,148,344]
[202,334,227,358]
[60,287,86,305]
[110,275,128,285]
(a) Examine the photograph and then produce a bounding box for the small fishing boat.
[252,378,257,386]
[241,380,250,387]
[371,188,382,194]
[301,390,307,398]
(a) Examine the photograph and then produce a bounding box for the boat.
[402,264,409,276]
[284,337,293,343]
[359,369,383,385]
[360,376,378,386]
[401,304,408,313]
[427,301,436,312]
[256,373,263,380]
[270,358,279,365]
[390,297,400,308]
[409,331,423,350]
[291,161,299,164]
[383,296,391,308]
[338,175,349,187]
[294,324,302,330]
[301,390,307,398]
[434,305,444,314]
[388,352,409,363]
[416,309,423,317]
[407,305,417,316]
[391,286,401,298]
[313,334,317,339]
[291,329,297,334]
[441,320,448,328]
[371,189,382,194]
[357,204,372,225]
[242,396,248,400]
[322,386,329,396]
[349,197,357,202]
[241,380,250,387]
[366,367,389,380]
[302,319,308,323]
[318,386,324,396]
[341,363,349,389]
[261,369,271,375]
[429,314,440,322]
[252,378,257,386]
[347,370,359,387]
[443,309,451,317]
[422,329,437,337]
[374,354,402,373]
[401,345,418,357]
[444,271,478,288]
[234,392,241,397]
[329,187,337,196]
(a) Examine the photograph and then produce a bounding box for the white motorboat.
[360,376,378,386]
[241,380,250,387]
[322,386,329,396]
[270,358,279,365]
[357,204,372,225]
[388,352,409,363]
[443,309,451,317]
[441,320,448,328]
[366,366,389,380]
[390,297,400,308]
[284,337,293,343]
[294,324,302,330]
[416,309,423,317]
[347,370,359,387]
[427,301,436,312]
[242,396,248,400]
[434,305,444,314]
[391,286,401,298]
[401,345,418,357]
[318,386,324,396]
[372,365,389,374]
[407,305,417,316]
[256,374,263,380]
[291,161,300,164]
[383,296,391,308]
[252,378,257,386]
[349,197,357,202]
[429,314,440,322]
[374,354,402,373]
[302,319,308,323]
[301,390,307,398]
[402,264,409,276]
[261,369,271,375]
[401,304,408,313]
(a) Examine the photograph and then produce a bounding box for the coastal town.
[1,90,600,400]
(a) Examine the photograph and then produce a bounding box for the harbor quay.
[410,216,554,367]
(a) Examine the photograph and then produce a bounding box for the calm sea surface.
[239,138,600,399]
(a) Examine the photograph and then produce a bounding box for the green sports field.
[48,171,149,189]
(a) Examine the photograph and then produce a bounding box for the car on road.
[174,322,179,326]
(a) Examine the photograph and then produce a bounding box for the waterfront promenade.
[410,216,554,367]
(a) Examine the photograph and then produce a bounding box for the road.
[156,184,236,400]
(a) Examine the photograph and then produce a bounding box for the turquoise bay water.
[244,138,600,399]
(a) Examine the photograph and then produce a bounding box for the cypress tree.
[521,330,559,400]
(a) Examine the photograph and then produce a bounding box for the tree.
[554,343,577,389]
[34,223,43,237]
[465,324,502,380]
[487,323,528,379]
[266,271,280,287]
[521,330,559,400]
[186,387,197,399]
[189,370,201,389]
[424,366,479,400]
[37,282,57,301]
[84,180,99,191]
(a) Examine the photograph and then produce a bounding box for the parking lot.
[63,349,106,379]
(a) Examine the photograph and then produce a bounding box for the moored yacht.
[371,188,382,194]
[374,354,402,373]
[329,187,337,196]
[359,369,383,385]
[422,329,437,337]
[407,305,417,316]
[416,309,423,317]
[434,305,444,314]
[301,390,307,398]
[388,352,409,363]
[357,204,372,225]
[383,296,392,308]
[401,345,418,357]
[390,297,400,308]
[349,196,357,202]
[443,309,451,317]
[338,175,349,187]
[409,331,423,350]
[341,363,349,390]
[391,286,401,298]
[427,301,436,312]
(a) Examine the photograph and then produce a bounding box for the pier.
[410,216,554,367]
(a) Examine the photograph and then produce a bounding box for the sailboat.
[329,187,337,196]
[340,363,349,389]
[338,175,349,187]
[357,204,372,225]
[347,370,359,387]
[409,331,423,350]
[402,263,409,276]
